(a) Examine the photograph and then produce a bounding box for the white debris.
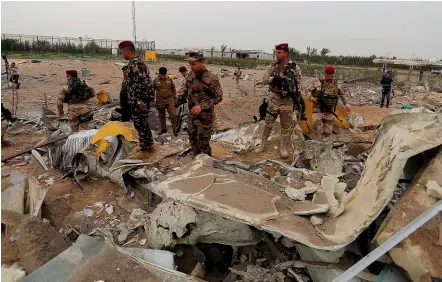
[281,237,296,248]
[45,177,55,186]
[426,181,442,199]
[93,202,105,209]
[301,181,320,194]
[105,205,114,215]
[284,187,306,201]
[310,215,324,226]
[139,239,147,246]
[334,182,347,199]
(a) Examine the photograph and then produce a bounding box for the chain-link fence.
[1,33,155,58]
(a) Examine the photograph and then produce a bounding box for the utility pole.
[132,1,137,49]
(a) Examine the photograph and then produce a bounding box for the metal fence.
[1,33,155,58]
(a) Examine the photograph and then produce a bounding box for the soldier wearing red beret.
[255,43,304,158]
[307,65,351,137]
[119,40,155,155]
[57,69,95,132]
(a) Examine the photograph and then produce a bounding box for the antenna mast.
[132,1,137,48]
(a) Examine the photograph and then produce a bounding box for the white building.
[156,48,274,61]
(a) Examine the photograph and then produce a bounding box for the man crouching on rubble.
[57,70,95,132]
[176,52,223,157]
[307,65,351,137]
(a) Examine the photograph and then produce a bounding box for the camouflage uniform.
[181,68,223,156]
[256,60,302,157]
[307,78,347,135]
[119,78,132,122]
[57,77,95,132]
[153,75,177,133]
[126,56,155,151]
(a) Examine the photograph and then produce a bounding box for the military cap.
[119,41,134,49]
[187,51,204,62]
[122,65,128,71]
[275,43,289,51]
[324,65,335,74]
[66,70,78,76]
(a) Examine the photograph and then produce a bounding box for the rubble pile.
[2,101,442,282]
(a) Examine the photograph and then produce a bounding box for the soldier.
[119,40,155,153]
[57,70,95,132]
[307,65,351,137]
[119,65,132,122]
[233,67,242,86]
[254,43,302,158]
[380,70,393,108]
[179,66,188,81]
[177,52,223,157]
[153,67,178,135]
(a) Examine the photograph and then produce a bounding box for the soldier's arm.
[178,78,189,98]
[171,79,177,96]
[262,66,274,85]
[85,82,96,98]
[200,77,223,110]
[337,86,348,105]
[307,78,321,99]
[294,65,302,87]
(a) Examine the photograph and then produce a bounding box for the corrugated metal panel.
[60,129,98,169]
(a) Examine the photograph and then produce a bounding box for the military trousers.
[68,103,92,132]
[131,103,154,151]
[264,93,295,142]
[187,111,213,156]
[156,97,178,133]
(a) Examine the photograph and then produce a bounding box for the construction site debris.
[1,171,27,215]
[426,180,442,199]
[374,148,442,281]
[146,201,257,248]
[1,263,26,282]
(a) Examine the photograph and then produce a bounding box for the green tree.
[320,48,330,58]
[220,44,227,58]
[210,46,215,58]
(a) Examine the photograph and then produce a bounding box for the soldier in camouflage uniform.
[255,43,302,158]
[57,70,95,132]
[233,67,242,86]
[307,65,351,136]
[177,52,223,156]
[119,40,155,153]
[119,65,132,122]
[153,67,178,135]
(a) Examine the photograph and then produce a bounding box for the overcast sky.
[1,1,441,59]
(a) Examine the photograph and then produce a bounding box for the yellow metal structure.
[299,97,352,135]
[145,50,157,63]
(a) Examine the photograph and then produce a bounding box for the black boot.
[380,104,384,108]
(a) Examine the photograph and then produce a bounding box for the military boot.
[254,126,272,153]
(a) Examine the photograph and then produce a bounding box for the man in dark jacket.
[380,71,393,108]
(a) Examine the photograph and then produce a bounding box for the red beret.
[66,70,77,76]
[324,65,335,74]
[119,41,134,49]
[275,43,289,51]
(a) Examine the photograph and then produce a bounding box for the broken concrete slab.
[146,201,258,248]
[291,201,329,215]
[284,187,306,201]
[375,148,442,282]
[1,170,27,215]
[426,180,442,199]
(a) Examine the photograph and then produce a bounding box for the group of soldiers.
[57,41,351,160]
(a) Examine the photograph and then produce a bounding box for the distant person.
[418,70,425,87]
[119,65,132,122]
[2,55,9,77]
[1,101,14,146]
[380,70,393,108]
[153,67,178,136]
[9,62,20,89]
[57,70,95,132]
[233,67,242,86]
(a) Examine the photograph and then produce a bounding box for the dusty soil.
[18,216,71,273]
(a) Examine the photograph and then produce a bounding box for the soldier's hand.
[190,105,202,116]
[345,103,351,112]
[139,103,148,112]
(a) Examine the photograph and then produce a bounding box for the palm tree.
[320,48,330,58]
[306,46,318,64]
[288,47,300,61]
[210,46,215,58]
[220,45,228,58]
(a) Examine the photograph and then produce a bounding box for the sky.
[1,1,441,59]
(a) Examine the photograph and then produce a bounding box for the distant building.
[156,47,274,61]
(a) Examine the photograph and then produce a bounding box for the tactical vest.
[318,79,339,112]
[64,78,92,104]
[269,62,297,97]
